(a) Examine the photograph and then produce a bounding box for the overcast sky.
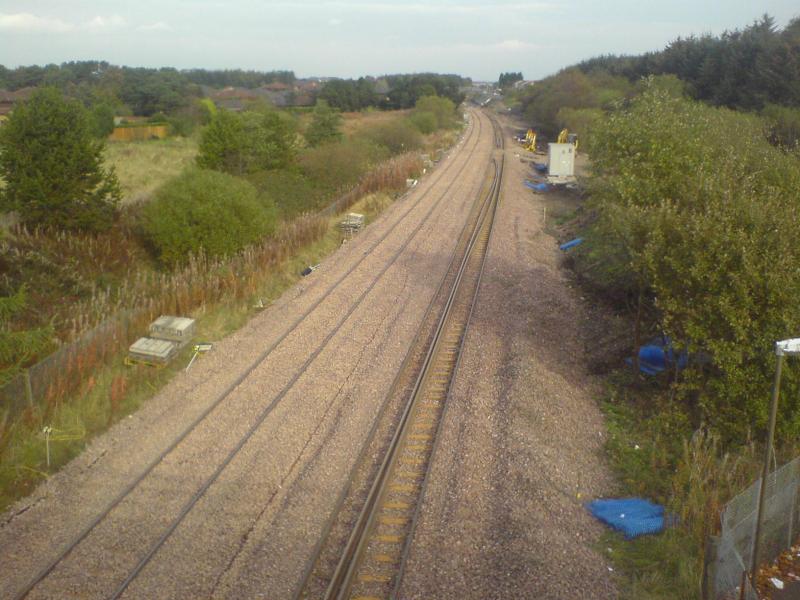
[1,1,798,81]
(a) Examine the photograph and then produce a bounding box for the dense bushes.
[763,103,800,148]
[585,83,800,440]
[197,109,295,175]
[305,101,343,147]
[360,119,423,154]
[248,169,323,217]
[140,168,276,265]
[516,68,632,135]
[411,95,459,131]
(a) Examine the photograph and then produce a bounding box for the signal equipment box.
[547,143,575,177]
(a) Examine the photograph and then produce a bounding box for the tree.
[197,109,296,175]
[306,100,342,146]
[89,102,116,138]
[498,72,523,88]
[0,87,120,231]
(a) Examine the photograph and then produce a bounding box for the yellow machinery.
[524,128,537,152]
[557,128,579,152]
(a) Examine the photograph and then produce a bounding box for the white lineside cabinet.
[547,143,575,177]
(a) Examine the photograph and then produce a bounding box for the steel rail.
[291,145,498,600]
[12,111,485,600]
[324,148,504,600]
[107,111,490,599]
[393,151,505,598]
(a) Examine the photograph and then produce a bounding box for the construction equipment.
[525,129,537,152]
[557,128,579,152]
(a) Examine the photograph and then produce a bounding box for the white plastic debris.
[770,578,785,590]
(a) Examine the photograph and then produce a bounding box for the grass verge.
[595,371,789,599]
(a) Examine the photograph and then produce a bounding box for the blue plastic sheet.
[586,498,665,538]
[625,336,688,375]
[559,238,583,251]
[524,180,550,192]
[534,162,548,173]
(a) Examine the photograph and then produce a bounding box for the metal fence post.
[789,466,799,547]
[24,368,34,408]
[702,535,718,600]
[750,351,784,584]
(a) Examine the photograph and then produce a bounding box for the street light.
[749,337,800,588]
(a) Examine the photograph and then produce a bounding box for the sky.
[0,1,798,81]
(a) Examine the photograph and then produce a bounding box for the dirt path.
[397,115,617,599]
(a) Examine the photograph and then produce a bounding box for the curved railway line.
[295,114,506,600]
[9,111,490,600]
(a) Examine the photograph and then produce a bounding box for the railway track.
[297,114,505,600]
[9,111,489,600]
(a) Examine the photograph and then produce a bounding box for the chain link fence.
[704,456,800,599]
[0,310,137,420]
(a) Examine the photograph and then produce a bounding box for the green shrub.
[197,98,217,124]
[360,119,422,155]
[299,137,388,191]
[413,95,458,130]
[0,286,55,382]
[140,168,275,266]
[89,103,116,138]
[762,103,800,149]
[409,111,438,134]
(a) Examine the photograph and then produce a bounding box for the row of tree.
[514,15,800,146]
[319,73,468,111]
[498,72,523,88]
[0,62,297,116]
[575,15,800,111]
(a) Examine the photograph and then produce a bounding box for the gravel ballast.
[397,119,618,600]
[0,110,496,599]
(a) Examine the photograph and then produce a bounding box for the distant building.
[209,81,318,110]
[209,86,261,111]
[513,80,536,90]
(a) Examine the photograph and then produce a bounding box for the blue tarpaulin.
[534,162,548,173]
[586,498,665,538]
[524,180,550,192]
[625,336,688,375]
[559,238,583,251]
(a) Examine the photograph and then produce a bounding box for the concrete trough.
[149,316,196,345]
[128,337,181,365]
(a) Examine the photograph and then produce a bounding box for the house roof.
[210,86,259,100]
[260,81,291,92]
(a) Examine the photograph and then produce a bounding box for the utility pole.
[750,338,800,588]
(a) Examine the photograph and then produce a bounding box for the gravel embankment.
[397,119,618,600]
[0,110,495,600]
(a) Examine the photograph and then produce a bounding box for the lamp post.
[749,338,800,588]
